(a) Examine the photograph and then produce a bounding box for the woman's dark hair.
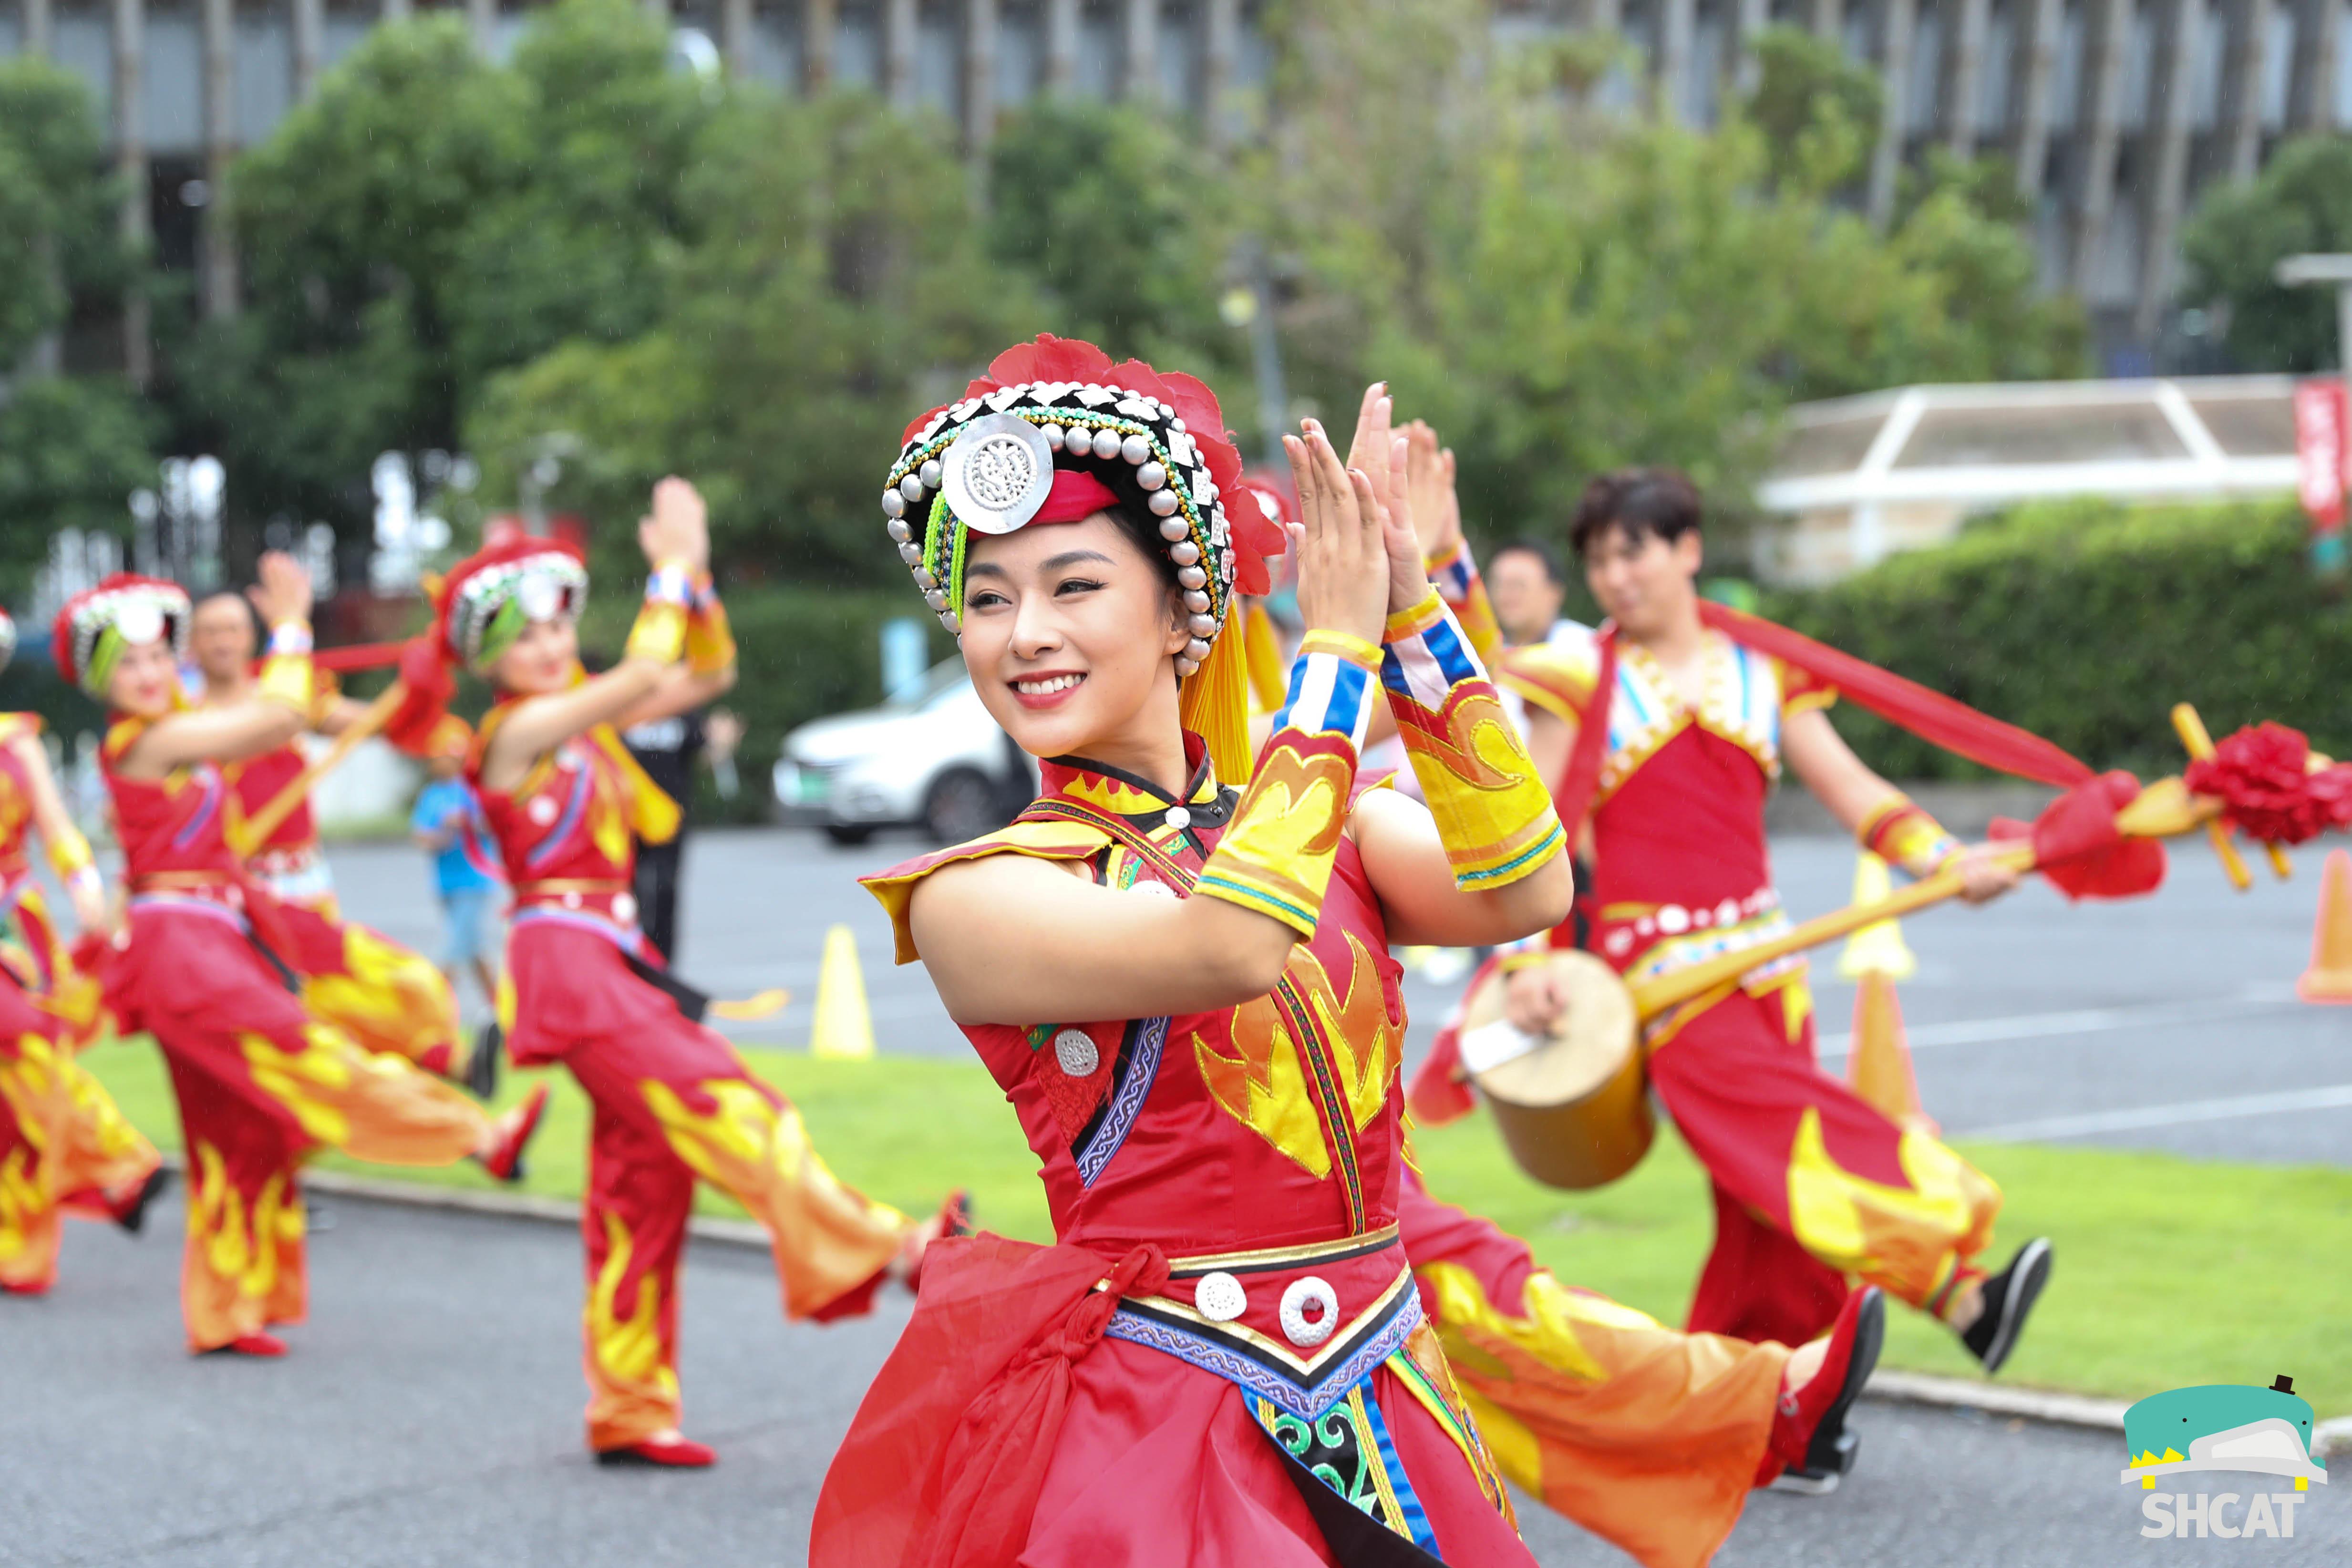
[195,588,267,643]
[1568,468,1703,559]
[1489,537,1564,586]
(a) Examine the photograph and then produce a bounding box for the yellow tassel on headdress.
[1180,609,1255,788]
[1243,601,1289,718]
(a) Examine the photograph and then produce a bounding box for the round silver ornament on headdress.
[942,412,1057,536]
[517,569,564,622]
[114,598,165,648]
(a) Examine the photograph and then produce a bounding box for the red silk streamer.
[1696,603,2095,788]
[1550,606,2138,899]
[314,640,411,673]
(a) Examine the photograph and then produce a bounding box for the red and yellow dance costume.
[819,597,1564,1567]
[223,693,466,1079]
[463,550,914,1455]
[83,596,496,1351]
[0,716,161,1294]
[1482,626,2001,1347]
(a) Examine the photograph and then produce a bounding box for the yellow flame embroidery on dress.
[1784,1106,2001,1302]
[588,1209,676,1397]
[238,1025,359,1145]
[189,1141,303,1306]
[640,1076,857,1212]
[302,924,457,1066]
[1196,934,1403,1176]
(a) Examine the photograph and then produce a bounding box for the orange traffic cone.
[1847,971,1939,1134]
[2296,848,2352,1004]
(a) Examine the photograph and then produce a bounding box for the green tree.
[0,379,156,599]
[1260,0,2083,563]
[180,0,715,539]
[468,91,1036,586]
[2179,134,2352,371]
[0,57,140,363]
[985,100,1241,389]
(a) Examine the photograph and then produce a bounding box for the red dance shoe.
[1759,1285,1884,1487]
[2,1278,51,1297]
[202,1333,289,1358]
[477,1084,551,1185]
[595,1435,717,1468]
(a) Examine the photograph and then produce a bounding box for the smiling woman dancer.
[446,477,958,1469]
[58,561,546,1356]
[811,338,1571,1568]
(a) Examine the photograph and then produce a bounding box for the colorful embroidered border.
[1075,1013,1169,1186]
[1104,1277,1424,1422]
[1270,968,1370,1233]
[1251,1378,1439,1553]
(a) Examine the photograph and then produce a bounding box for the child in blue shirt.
[410,744,502,1013]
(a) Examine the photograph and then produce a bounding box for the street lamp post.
[2276,254,2352,382]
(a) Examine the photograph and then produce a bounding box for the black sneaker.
[1961,1238,2053,1375]
[1804,1288,1885,1476]
[112,1166,171,1235]
[464,1020,504,1101]
[1768,1449,1853,1496]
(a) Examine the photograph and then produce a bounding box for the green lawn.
[81,1037,2351,1419]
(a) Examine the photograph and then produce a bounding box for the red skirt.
[812,1236,1533,1568]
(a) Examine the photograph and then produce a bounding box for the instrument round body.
[1463,949,1653,1190]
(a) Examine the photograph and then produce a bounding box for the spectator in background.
[622,704,741,964]
[1486,538,1585,647]
[409,738,501,1018]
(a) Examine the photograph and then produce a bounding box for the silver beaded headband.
[883,382,1237,677]
[66,581,191,696]
[445,552,589,670]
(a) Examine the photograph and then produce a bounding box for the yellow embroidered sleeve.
[1381,592,1564,892]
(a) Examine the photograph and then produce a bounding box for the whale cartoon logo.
[2122,1376,2330,1490]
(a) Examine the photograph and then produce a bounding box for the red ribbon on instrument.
[2185,722,2352,845]
[1990,771,2166,900]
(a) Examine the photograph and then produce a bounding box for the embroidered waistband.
[1164,1223,1403,1277]
[130,891,250,931]
[509,902,647,955]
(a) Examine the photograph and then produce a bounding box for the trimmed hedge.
[1766,497,2352,780]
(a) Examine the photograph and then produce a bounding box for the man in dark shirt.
[622,709,705,964]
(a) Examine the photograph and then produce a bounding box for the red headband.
[1032,469,1121,527]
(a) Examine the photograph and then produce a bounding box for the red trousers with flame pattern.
[508,924,912,1452]
[1400,1174,1787,1568]
[0,983,159,1293]
[122,905,489,1349]
[264,895,465,1079]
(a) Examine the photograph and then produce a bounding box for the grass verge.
[80,1038,2350,1418]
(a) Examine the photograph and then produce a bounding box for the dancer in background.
[0,609,166,1297]
[61,563,547,1356]
[450,478,956,1468]
[187,590,475,1084]
[1416,468,2051,1379]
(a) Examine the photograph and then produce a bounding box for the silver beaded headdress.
[881,336,1275,678]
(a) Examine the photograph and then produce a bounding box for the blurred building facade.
[0,0,2345,374]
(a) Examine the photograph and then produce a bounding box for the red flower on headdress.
[904,335,1287,597]
[2185,722,2352,845]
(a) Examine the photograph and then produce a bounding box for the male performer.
[1485,538,1584,649]
[188,590,475,1083]
[1424,468,2052,1371]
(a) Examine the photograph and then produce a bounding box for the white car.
[773,659,1038,846]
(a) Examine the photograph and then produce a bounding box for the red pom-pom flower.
[2185,722,2352,845]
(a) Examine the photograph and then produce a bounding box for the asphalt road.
[328,824,2352,1166]
[13,1193,2346,1568]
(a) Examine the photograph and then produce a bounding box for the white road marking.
[1814,989,2301,1061]
[1958,1083,2352,1142]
